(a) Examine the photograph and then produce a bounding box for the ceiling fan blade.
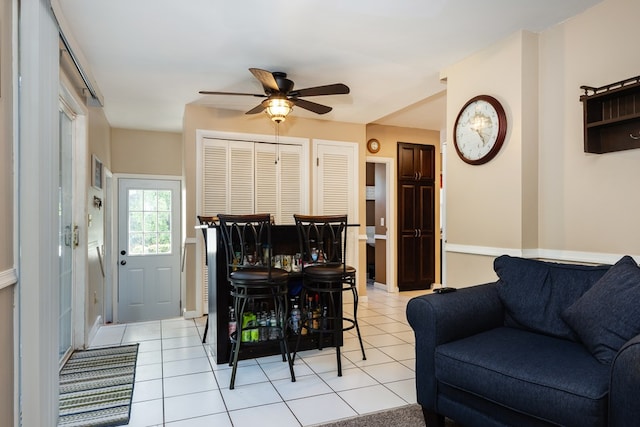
[249,68,280,93]
[292,98,332,115]
[199,90,266,97]
[290,83,350,98]
[245,101,267,115]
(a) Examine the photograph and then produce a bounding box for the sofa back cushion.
[495,255,610,340]
[562,255,640,364]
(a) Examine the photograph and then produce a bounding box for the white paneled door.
[118,178,181,322]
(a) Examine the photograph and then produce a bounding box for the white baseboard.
[87,315,102,347]
[183,310,199,319]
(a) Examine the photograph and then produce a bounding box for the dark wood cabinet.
[397,142,435,291]
[398,142,435,181]
[580,76,640,154]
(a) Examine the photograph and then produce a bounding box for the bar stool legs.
[292,283,366,377]
[228,285,295,390]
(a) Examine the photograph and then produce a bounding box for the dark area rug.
[313,404,462,427]
[58,344,138,427]
[313,404,426,427]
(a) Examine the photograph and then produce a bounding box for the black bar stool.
[217,213,296,389]
[292,214,366,376]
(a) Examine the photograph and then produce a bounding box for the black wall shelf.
[580,75,640,154]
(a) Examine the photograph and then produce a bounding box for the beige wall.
[538,0,640,255]
[365,124,442,285]
[443,0,640,287]
[0,0,14,423]
[111,128,182,175]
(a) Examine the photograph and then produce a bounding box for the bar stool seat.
[230,267,289,282]
[303,264,356,279]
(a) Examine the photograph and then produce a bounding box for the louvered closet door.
[276,144,303,224]
[255,143,278,218]
[202,141,228,215]
[200,139,254,312]
[255,143,304,224]
[201,139,255,215]
[316,143,355,217]
[228,141,255,214]
[315,142,358,267]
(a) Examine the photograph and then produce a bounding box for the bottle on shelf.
[259,312,268,342]
[242,311,257,343]
[269,309,278,340]
[291,304,301,334]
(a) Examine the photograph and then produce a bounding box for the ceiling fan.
[199,68,350,123]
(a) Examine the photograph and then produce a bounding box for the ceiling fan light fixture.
[265,97,293,123]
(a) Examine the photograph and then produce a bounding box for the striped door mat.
[58,344,139,427]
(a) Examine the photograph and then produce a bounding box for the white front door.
[118,178,181,322]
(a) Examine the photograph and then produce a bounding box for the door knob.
[120,260,127,265]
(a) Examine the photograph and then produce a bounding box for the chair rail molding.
[0,268,17,290]
[445,244,639,265]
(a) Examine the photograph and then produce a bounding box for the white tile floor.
[90,286,430,427]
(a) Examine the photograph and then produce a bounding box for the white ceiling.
[55,0,601,133]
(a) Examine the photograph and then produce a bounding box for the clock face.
[453,95,507,165]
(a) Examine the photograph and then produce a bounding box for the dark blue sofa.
[406,255,640,427]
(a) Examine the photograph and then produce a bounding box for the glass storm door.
[58,107,74,363]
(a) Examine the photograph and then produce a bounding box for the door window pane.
[128,189,172,255]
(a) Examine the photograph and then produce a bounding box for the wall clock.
[453,95,507,165]
[367,138,381,154]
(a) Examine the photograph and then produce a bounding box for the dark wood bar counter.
[203,224,339,364]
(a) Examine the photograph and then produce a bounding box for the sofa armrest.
[406,283,504,411]
[609,333,640,427]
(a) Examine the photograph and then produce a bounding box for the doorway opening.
[365,157,396,292]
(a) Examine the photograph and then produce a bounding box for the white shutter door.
[202,140,228,215]
[200,139,229,314]
[316,144,353,216]
[315,141,358,269]
[278,144,304,225]
[229,141,255,214]
[255,143,278,218]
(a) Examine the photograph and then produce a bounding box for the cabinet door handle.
[417,171,422,180]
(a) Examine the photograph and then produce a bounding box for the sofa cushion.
[435,327,609,427]
[563,255,640,364]
[495,255,610,340]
